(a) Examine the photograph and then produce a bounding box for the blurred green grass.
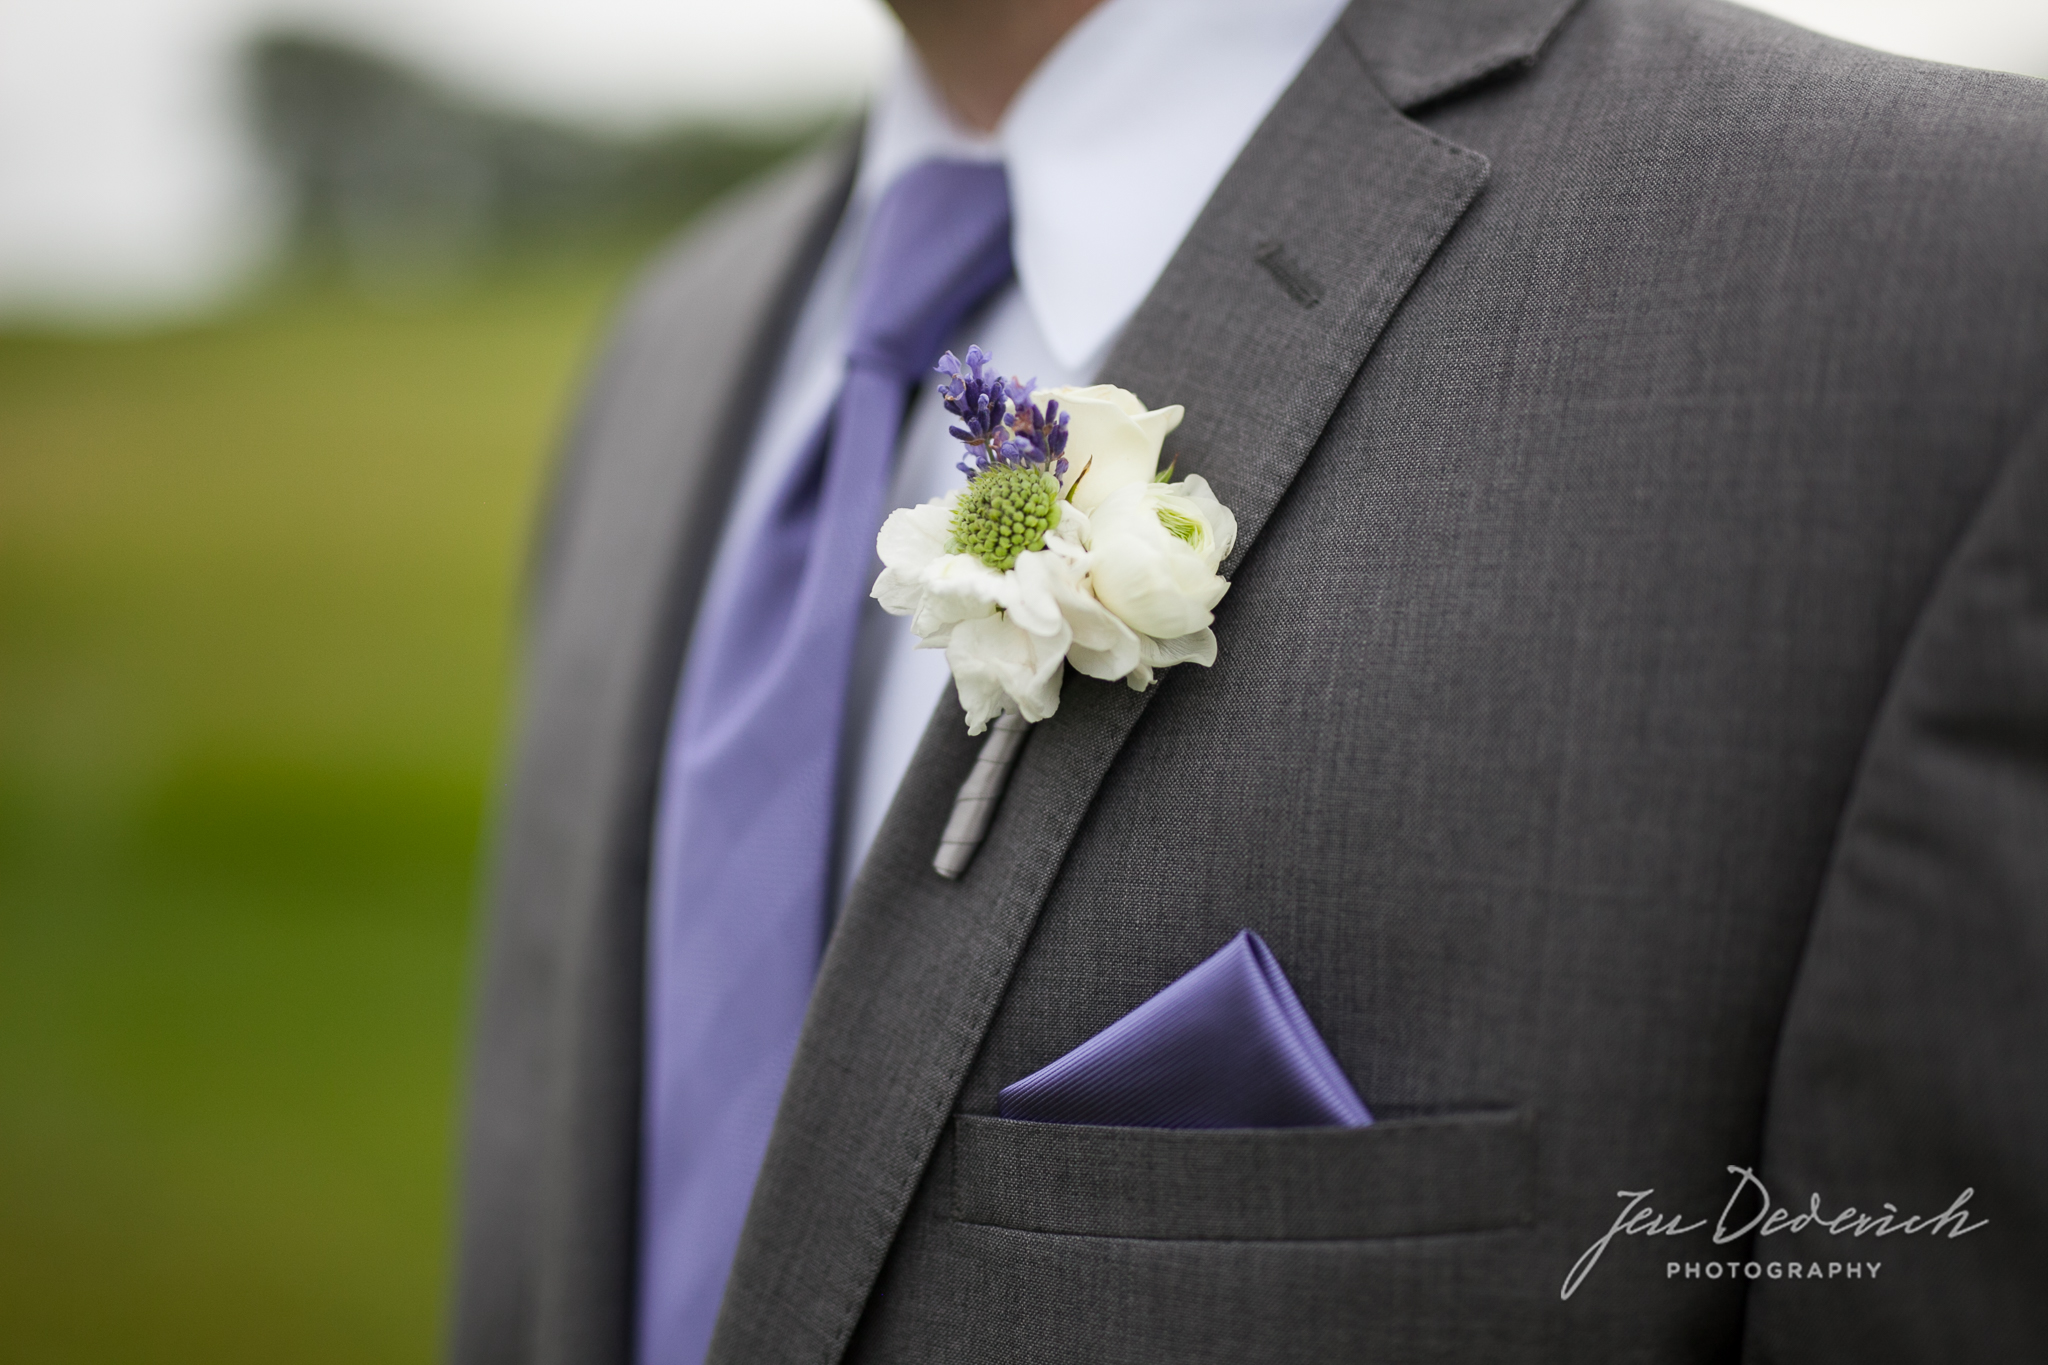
[0,258,639,1363]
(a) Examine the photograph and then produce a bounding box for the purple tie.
[636,161,1013,1365]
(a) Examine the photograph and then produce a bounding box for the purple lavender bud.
[933,343,1080,483]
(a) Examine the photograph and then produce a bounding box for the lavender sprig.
[937,346,1011,474]
[934,346,1070,480]
[1002,395,1070,480]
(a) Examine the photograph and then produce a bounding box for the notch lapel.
[711,3,1586,1360]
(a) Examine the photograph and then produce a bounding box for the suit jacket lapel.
[710,3,1587,1360]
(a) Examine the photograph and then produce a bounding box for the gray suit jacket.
[451,1,2048,1361]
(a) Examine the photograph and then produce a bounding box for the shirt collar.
[857,0,1349,371]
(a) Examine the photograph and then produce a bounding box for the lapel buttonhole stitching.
[1254,241,1324,308]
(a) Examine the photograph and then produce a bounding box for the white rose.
[1085,474,1237,642]
[1034,384,1184,515]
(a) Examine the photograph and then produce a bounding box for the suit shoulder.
[609,130,857,357]
[526,133,852,605]
[1515,0,2048,255]
[1567,0,2048,162]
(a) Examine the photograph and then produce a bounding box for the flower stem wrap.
[932,712,1031,879]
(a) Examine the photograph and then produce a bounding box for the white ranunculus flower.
[1013,531,1144,685]
[945,613,1068,732]
[875,493,1115,732]
[1034,384,1184,515]
[873,494,998,647]
[872,495,955,613]
[1085,473,1238,642]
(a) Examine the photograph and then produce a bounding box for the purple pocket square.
[997,930,1372,1129]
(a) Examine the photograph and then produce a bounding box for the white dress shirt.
[698,0,1351,901]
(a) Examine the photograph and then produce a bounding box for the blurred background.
[0,1,2042,1362]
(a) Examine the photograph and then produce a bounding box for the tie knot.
[845,159,1014,382]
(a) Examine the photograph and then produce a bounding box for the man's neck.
[887,0,1109,132]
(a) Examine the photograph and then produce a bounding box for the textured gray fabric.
[453,0,2048,1361]
[1345,0,1586,107]
[949,1110,1535,1239]
[449,141,854,1365]
[1743,401,2048,1360]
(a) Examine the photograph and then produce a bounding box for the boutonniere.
[871,345,1238,876]
[872,345,1238,733]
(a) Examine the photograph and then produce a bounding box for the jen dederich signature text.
[1560,1166,1988,1300]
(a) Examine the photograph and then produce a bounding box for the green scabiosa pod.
[932,344,1073,571]
[949,465,1063,570]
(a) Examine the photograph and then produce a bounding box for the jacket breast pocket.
[948,1107,1536,1241]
